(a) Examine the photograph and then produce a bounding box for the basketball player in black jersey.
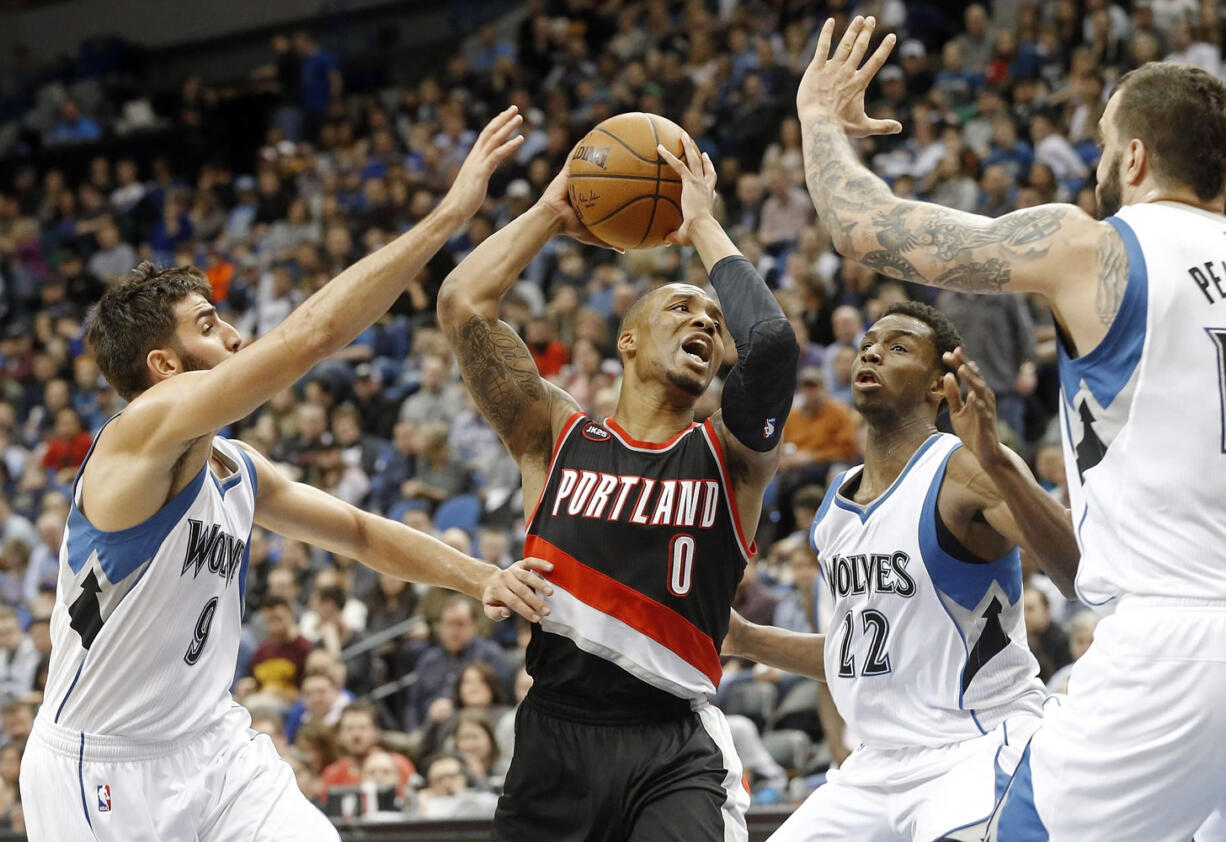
[438,133,798,841]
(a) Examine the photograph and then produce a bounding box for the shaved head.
[619,283,717,337]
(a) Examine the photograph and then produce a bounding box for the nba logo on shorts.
[763,417,776,439]
[97,784,111,812]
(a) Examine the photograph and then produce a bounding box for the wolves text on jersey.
[549,469,722,529]
[180,518,245,586]
[825,551,917,599]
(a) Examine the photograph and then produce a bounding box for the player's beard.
[1096,152,1123,220]
[666,367,706,397]
[171,341,215,373]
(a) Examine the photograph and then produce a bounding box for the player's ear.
[1125,138,1147,186]
[617,328,637,358]
[146,346,179,382]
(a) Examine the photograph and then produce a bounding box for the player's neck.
[1134,182,1225,215]
[610,377,696,442]
[860,414,938,497]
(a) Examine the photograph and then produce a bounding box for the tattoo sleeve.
[802,118,1079,294]
[452,315,554,456]
[1094,226,1129,325]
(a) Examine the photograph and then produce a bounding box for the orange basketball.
[567,112,685,250]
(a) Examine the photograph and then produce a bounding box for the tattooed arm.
[437,202,580,469]
[796,15,1130,356]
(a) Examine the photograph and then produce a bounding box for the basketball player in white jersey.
[723,302,1079,841]
[18,107,555,842]
[794,16,1226,841]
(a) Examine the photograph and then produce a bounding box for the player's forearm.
[438,204,563,324]
[724,615,825,680]
[800,116,1069,294]
[357,510,493,601]
[686,216,740,271]
[276,202,464,362]
[982,446,1080,597]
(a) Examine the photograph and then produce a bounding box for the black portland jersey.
[524,414,754,713]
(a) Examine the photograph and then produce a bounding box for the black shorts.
[493,690,745,842]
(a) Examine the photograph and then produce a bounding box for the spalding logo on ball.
[567,112,685,251]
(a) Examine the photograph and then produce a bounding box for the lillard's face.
[627,285,726,398]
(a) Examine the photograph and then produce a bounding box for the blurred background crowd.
[0,0,1213,829]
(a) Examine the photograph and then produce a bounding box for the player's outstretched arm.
[797,16,1114,309]
[236,442,554,622]
[723,610,825,680]
[944,348,1080,597]
[437,164,613,465]
[657,133,798,506]
[133,107,524,456]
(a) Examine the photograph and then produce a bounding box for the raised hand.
[656,131,717,247]
[481,557,555,623]
[538,158,625,252]
[443,106,525,220]
[797,16,903,138]
[943,347,1006,468]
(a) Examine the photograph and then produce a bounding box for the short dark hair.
[261,595,292,613]
[84,261,212,400]
[881,300,963,369]
[316,585,346,610]
[1113,63,1226,202]
[339,699,378,725]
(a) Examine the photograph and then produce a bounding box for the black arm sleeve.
[709,255,798,452]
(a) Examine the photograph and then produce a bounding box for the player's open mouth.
[855,370,882,389]
[681,335,712,366]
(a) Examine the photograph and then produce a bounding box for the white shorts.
[19,705,339,842]
[770,714,1038,842]
[994,599,1226,842]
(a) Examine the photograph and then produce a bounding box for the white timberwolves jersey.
[811,434,1044,750]
[41,426,257,741]
[1061,202,1226,607]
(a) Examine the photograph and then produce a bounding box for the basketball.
[567,112,686,250]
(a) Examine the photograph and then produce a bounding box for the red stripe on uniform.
[526,534,723,687]
[604,417,697,450]
[701,419,757,560]
[524,412,586,532]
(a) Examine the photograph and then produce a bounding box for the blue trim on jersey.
[235,444,258,611]
[211,470,243,499]
[970,708,987,735]
[65,464,207,583]
[832,435,941,523]
[55,658,86,723]
[1057,215,1148,410]
[77,733,93,831]
[997,743,1050,841]
[810,471,847,557]
[919,446,1022,612]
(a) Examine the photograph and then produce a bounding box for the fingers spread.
[681,131,702,173]
[848,16,876,68]
[814,18,835,69]
[835,16,865,63]
[859,31,897,78]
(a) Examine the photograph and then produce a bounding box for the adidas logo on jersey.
[180,519,246,586]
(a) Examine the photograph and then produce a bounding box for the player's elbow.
[437,275,476,330]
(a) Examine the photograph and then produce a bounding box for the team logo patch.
[97,784,111,812]
[763,417,776,439]
[582,423,611,442]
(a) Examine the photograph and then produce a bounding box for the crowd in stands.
[1,0,1219,828]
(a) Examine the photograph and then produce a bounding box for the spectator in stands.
[45,99,101,145]
[404,595,510,731]
[453,709,504,785]
[351,364,397,441]
[0,607,36,702]
[418,661,509,761]
[1024,585,1073,683]
[402,421,474,513]
[321,701,414,800]
[413,753,498,819]
[0,701,33,748]
[284,670,347,743]
[399,354,464,426]
[822,305,865,388]
[249,595,314,701]
[775,367,858,534]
